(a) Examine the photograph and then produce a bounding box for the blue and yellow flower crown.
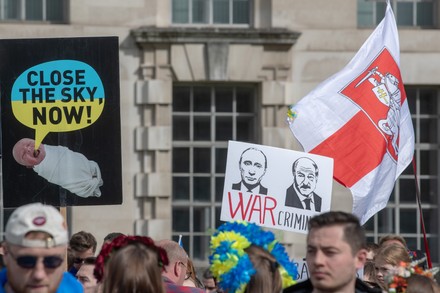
[209,221,297,293]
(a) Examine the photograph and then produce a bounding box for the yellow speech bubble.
[11,60,105,149]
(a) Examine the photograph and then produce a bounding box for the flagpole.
[412,156,432,269]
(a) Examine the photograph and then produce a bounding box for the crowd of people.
[361,234,439,293]
[0,202,438,293]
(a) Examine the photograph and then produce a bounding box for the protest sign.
[292,258,363,282]
[220,141,333,234]
[0,37,122,207]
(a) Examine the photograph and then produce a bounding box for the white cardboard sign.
[292,259,363,281]
[220,141,334,234]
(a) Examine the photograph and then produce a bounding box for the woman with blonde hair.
[374,243,411,291]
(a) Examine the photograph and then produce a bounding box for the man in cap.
[0,202,83,293]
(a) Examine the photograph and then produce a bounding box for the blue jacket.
[0,268,83,293]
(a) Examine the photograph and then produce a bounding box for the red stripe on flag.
[310,112,387,188]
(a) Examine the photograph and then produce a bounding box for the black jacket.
[283,278,382,293]
[284,185,322,212]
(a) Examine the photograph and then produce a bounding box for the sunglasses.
[9,250,63,269]
[73,256,96,265]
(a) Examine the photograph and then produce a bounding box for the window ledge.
[131,27,301,47]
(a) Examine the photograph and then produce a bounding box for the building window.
[364,87,440,263]
[172,0,250,25]
[172,84,257,263]
[0,0,67,22]
[357,0,435,27]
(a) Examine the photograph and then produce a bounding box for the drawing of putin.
[232,148,268,195]
[285,157,322,212]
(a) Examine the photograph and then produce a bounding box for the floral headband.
[209,221,297,293]
[386,258,439,293]
[94,235,169,282]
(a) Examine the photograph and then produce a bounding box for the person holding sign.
[13,138,103,198]
[285,157,322,212]
[232,148,268,195]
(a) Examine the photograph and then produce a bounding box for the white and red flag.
[287,2,414,224]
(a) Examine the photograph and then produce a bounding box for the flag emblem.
[287,3,415,224]
[340,48,405,163]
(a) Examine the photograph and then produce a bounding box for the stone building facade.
[1,0,439,267]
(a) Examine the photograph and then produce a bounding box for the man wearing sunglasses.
[67,231,97,276]
[76,257,98,293]
[0,202,83,293]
